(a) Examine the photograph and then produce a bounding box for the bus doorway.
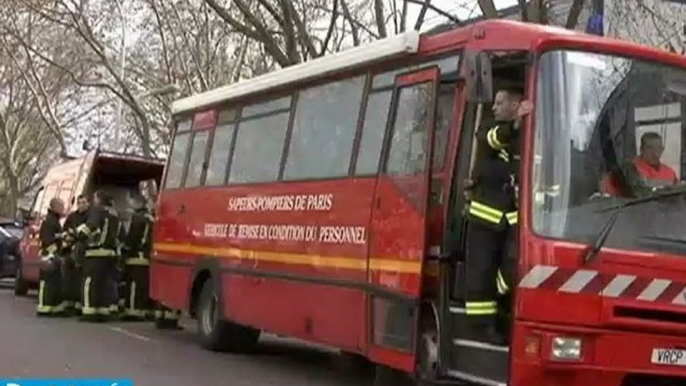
[440,51,530,386]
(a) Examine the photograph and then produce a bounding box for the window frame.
[352,51,463,178]
[280,74,369,182]
[204,107,241,187]
[227,95,294,185]
[379,65,441,177]
[161,117,193,190]
[163,50,463,190]
[182,129,212,189]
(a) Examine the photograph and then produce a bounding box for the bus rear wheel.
[196,279,260,352]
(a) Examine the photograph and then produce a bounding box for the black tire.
[14,264,28,296]
[196,279,260,352]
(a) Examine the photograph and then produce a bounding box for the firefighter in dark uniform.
[463,88,532,344]
[76,189,121,322]
[119,192,154,320]
[61,194,90,315]
[37,197,66,316]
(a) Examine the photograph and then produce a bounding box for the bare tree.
[0,54,58,216]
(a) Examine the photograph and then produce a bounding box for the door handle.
[375,197,381,209]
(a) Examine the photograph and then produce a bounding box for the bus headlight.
[551,336,582,361]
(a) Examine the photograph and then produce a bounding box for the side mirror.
[464,51,493,103]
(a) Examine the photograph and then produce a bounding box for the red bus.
[151,19,686,386]
[17,151,164,295]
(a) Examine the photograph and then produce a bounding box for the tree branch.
[374,0,388,38]
[477,0,499,19]
[320,0,338,55]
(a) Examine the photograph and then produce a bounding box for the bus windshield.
[533,49,686,255]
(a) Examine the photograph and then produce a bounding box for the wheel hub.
[419,331,439,379]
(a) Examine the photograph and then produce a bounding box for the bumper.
[511,321,686,386]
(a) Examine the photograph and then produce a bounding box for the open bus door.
[367,66,441,374]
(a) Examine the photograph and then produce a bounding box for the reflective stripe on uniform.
[469,201,504,224]
[506,211,518,226]
[82,307,98,315]
[99,218,109,246]
[487,126,505,150]
[85,248,116,257]
[83,276,92,312]
[125,258,150,266]
[129,281,136,314]
[124,309,148,318]
[164,310,180,320]
[155,309,181,320]
[45,244,58,254]
[496,270,510,295]
[76,224,91,236]
[498,149,510,163]
[38,280,46,310]
[465,301,497,315]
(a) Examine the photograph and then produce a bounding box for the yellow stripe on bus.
[154,242,423,274]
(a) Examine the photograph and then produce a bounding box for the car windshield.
[533,50,686,255]
[0,225,23,239]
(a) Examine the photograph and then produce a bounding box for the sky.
[407,0,520,31]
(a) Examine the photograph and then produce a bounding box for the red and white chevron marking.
[518,265,686,306]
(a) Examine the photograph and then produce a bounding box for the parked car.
[0,217,23,278]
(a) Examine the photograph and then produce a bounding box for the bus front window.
[533,50,686,255]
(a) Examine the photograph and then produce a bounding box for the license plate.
[651,348,686,366]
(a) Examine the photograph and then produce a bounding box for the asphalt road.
[0,287,374,386]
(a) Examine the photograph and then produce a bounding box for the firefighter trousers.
[61,258,82,313]
[123,263,152,320]
[464,221,516,325]
[81,256,118,320]
[37,259,64,316]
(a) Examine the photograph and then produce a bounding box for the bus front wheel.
[196,279,260,352]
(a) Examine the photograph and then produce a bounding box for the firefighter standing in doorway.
[76,189,121,322]
[62,194,91,315]
[464,88,532,345]
[37,197,66,317]
[120,192,154,320]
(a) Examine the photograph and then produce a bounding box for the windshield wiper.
[583,185,686,264]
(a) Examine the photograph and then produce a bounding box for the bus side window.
[165,132,191,189]
[184,131,210,188]
[229,97,292,184]
[164,119,193,190]
[205,109,238,186]
[284,76,366,180]
[354,69,400,176]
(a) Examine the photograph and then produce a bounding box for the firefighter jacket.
[76,203,120,257]
[120,208,154,266]
[62,209,89,252]
[468,120,520,230]
[39,210,63,256]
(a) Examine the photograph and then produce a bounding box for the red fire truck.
[17,150,164,295]
[151,19,686,386]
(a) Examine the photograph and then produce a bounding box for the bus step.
[447,338,508,386]
[445,369,506,386]
[416,377,468,386]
